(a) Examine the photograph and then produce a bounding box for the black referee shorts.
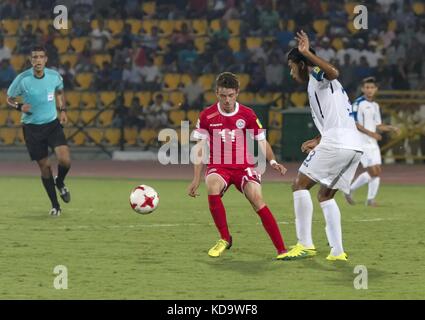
[22,119,68,161]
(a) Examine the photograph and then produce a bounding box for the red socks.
[257,206,286,254]
[208,195,231,242]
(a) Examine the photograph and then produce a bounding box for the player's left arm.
[296,30,339,80]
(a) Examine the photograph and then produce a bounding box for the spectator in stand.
[0,59,15,88]
[58,61,76,90]
[265,54,284,91]
[122,62,143,90]
[17,24,33,54]
[90,19,112,52]
[127,96,146,131]
[146,93,172,129]
[275,20,294,50]
[0,37,12,62]
[181,74,204,110]
[187,0,208,18]
[141,57,162,90]
[316,37,335,62]
[259,2,280,36]
[95,61,113,90]
[112,94,128,128]
[177,41,198,73]
[233,38,251,72]
[392,58,410,90]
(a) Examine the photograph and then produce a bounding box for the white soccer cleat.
[49,207,61,217]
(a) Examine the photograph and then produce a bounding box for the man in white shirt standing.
[346,77,400,206]
[278,31,363,262]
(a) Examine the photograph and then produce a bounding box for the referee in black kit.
[6,46,71,216]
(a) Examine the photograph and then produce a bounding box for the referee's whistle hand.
[60,112,68,125]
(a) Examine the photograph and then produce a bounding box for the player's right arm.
[6,74,32,114]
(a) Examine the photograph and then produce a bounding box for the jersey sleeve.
[351,101,359,122]
[192,111,209,140]
[356,103,365,126]
[310,66,330,89]
[55,72,64,90]
[247,110,266,141]
[7,74,23,97]
[375,104,382,126]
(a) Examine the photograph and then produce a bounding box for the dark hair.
[287,47,316,66]
[216,72,239,90]
[31,45,47,54]
[362,76,377,85]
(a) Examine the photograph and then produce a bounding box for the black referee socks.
[56,164,70,187]
[41,176,60,209]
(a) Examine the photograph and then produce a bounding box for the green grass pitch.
[0,176,424,299]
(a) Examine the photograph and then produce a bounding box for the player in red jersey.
[187,72,288,259]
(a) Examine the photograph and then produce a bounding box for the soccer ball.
[129,185,159,214]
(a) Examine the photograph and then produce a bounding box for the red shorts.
[205,167,262,194]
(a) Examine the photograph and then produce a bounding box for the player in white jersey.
[278,31,363,262]
[345,77,400,206]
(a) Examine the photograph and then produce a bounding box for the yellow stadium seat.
[268,129,281,146]
[124,127,138,145]
[287,20,295,31]
[93,54,112,68]
[174,20,191,31]
[268,110,283,128]
[70,37,89,53]
[80,110,98,125]
[140,129,157,146]
[246,37,262,49]
[98,110,114,127]
[66,111,80,125]
[37,20,50,35]
[75,73,93,89]
[346,21,359,34]
[194,37,208,53]
[90,20,99,30]
[388,20,397,32]
[154,55,163,66]
[65,91,81,109]
[158,38,171,51]
[127,19,142,34]
[99,91,116,107]
[272,93,284,108]
[203,91,216,104]
[152,91,169,102]
[413,2,425,15]
[142,2,156,16]
[198,74,215,91]
[4,37,17,52]
[228,37,240,52]
[71,131,86,146]
[9,110,21,125]
[2,20,19,36]
[124,91,134,107]
[163,74,181,90]
[104,128,121,145]
[210,19,220,32]
[16,128,24,144]
[0,90,7,104]
[180,74,192,86]
[10,55,26,71]
[86,128,104,144]
[238,92,255,105]
[107,19,124,35]
[141,20,157,35]
[169,110,186,126]
[106,38,122,49]
[239,74,250,90]
[169,91,185,107]
[331,38,344,50]
[228,20,240,36]
[80,92,97,108]
[134,92,152,107]
[21,19,38,31]
[53,37,70,54]
[60,54,78,68]
[344,2,358,16]
[0,110,9,125]
[0,128,17,145]
[255,92,273,105]
[187,110,200,127]
[313,20,328,37]
[192,19,208,36]
[290,92,308,107]
[59,20,72,36]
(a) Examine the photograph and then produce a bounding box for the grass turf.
[0,176,424,299]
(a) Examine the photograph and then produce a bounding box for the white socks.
[293,190,314,248]
[320,199,344,256]
[350,172,371,193]
[368,177,380,200]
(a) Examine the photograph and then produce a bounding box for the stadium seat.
[0,128,17,145]
[140,129,157,146]
[53,37,70,54]
[8,110,21,125]
[268,110,283,128]
[66,111,80,125]
[287,20,295,31]
[106,38,122,49]
[81,92,97,108]
[228,20,241,36]
[194,37,208,53]
[388,20,397,32]
[238,92,255,105]
[37,19,50,35]
[344,2,357,16]
[210,19,221,32]
[154,55,163,66]
[124,127,138,145]
[93,54,112,68]
[75,73,93,89]
[107,20,124,35]
[228,37,241,52]
[255,92,273,105]
[123,91,134,107]
[239,74,250,90]
[59,20,72,36]
[158,20,175,37]
[163,73,181,90]
[192,19,208,36]
[0,90,7,105]
[86,128,104,144]
[70,37,89,53]
[4,37,17,52]
[127,19,143,34]
[186,110,200,127]
[198,74,215,91]
[98,110,114,127]
[174,20,191,31]
[90,19,100,30]
[60,54,78,68]
[246,37,262,49]
[313,20,328,37]
[413,2,425,15]
[141,20,157,34]
[2,20,19,36]
[290,92,308,107]
[180,74,192,86]
[268,129,281,147]
[21,19,38,31]
[104,128,121,145]
[142,2,156,16]
[169,91,185,107]
[134,92,152,108]
[272,93,284,108]
[10,55,26,71]
[203,91,216,104]
[331,37,344,50]
[80,110,98,125]
[169,110,186,126]
[99,91,116,107]
[16,127,24,144]
[65,91,81,109]
[0,110,9,125]
[158,38,171,51]
[346,21,359,34]
[70,131,86,146]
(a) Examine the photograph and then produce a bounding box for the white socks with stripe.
[293,190,314,248]
[320,199,344,256]
[368,177,380,200]
[350,172,371,193]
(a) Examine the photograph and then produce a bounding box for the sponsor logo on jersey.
[210,123,223,127]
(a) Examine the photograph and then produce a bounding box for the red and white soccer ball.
[129,185,159,214]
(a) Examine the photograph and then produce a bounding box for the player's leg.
[317,186,347,261]
[366,165,381,206]
[345,151,371,204]
[243,181,287,256]
[54,145,71,202]
[37,157,61,216]
[205,172,232,257]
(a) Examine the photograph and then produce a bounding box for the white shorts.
[360,144,382,168]
[299,144,362,194]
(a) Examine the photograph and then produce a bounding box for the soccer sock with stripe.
[320,199,344,256]
[256,206,286,254]
[208,195,231,242]
[293,190,314,248]
[56,164,70,187]
[367,177,380,200]
[41,176,60,209]
[350,172,371,193]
